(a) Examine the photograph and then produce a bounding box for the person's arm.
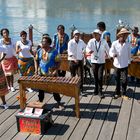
[86,40,94,54]
[109,42,117,58]
[104,41,110,58]
[128,43,131,64]
[34,51,39,75]
[0,52,6,62]
[15,42,22,54]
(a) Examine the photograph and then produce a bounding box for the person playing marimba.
[53,25,69,77]
[35,35,64,109]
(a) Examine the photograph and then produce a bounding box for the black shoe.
[99,92,105,99]
[93,90,98,95]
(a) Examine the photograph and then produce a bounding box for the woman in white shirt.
[16,31,35,93]
[0,28,18,92]
[86,29,110,99]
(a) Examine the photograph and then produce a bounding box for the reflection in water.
[0,0,140,41]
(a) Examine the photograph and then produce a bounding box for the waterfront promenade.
[0,73,140,140]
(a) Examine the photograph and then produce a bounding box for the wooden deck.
[0,73,140,140]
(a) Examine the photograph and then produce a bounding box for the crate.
[16,109,53,134]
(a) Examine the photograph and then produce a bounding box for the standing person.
[35,36,63,109]
[97,21,111,47]
[0,28,18,92]
[86,29,110,99]
[128,27,140,82]
[16,31,35,93]
[53,25,69,77]
[97,21,112,80]
[109,28,131,99]
[68,30,86,92]
[0,46,9,109]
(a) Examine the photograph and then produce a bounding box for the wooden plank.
[55,84,103,140]
[127,86,140,140]
[112,87,134,140]
[68,96,101,140]
[83,84,112,140]
[40,96,73,140]
[98,85,122,140]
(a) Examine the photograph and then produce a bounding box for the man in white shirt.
[68,30,86,92]
[109,28,131,99]
[86,29,110,99]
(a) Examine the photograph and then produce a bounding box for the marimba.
[128,58,140,79]
[59,54,70,71]
[18,75,81,118]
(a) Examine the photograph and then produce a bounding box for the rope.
[32,26,44,35]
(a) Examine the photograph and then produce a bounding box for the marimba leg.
[19,84,26,109]
[75,88,80,118]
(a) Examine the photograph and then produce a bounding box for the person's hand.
[19,48,22,52]
[34,70,38,75]
[73,60,78,63]
[113,54,117,57]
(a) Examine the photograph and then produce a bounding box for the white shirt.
[68,38,86,61]
[0,45,6,58]
[16,40,33,58]
[0,39,16,58]
[109,40,131,68]
[86,38,110,64]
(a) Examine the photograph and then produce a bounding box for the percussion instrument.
[18,75,81,118]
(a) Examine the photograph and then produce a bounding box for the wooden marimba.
[18,75,81,118]
[128,58,140,79]
[59,54,70,71]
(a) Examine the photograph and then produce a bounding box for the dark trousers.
[92,63,105,93]
[114,67,128,95]
[58,70,66,77]
[38,90,61,103]
[69,60,83,90]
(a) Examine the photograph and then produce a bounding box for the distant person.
[86,29,110,99]
[97,21,111,47]
[0,46,9,109]
[0,28,18,92]
[128,27,140,82]
[37,33,50,50]
[53,25,69,77]
[97,21,112,80]
[109,28,131,99]
[68,30,86,92]
[16,31,35,93]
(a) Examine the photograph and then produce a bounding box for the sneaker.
[112,94,121,99]
[11,87,16,92]
[0,104,9,109]
[27,88,33,93]
[121,95,131,100]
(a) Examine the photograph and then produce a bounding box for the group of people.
[0,21,140,109]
